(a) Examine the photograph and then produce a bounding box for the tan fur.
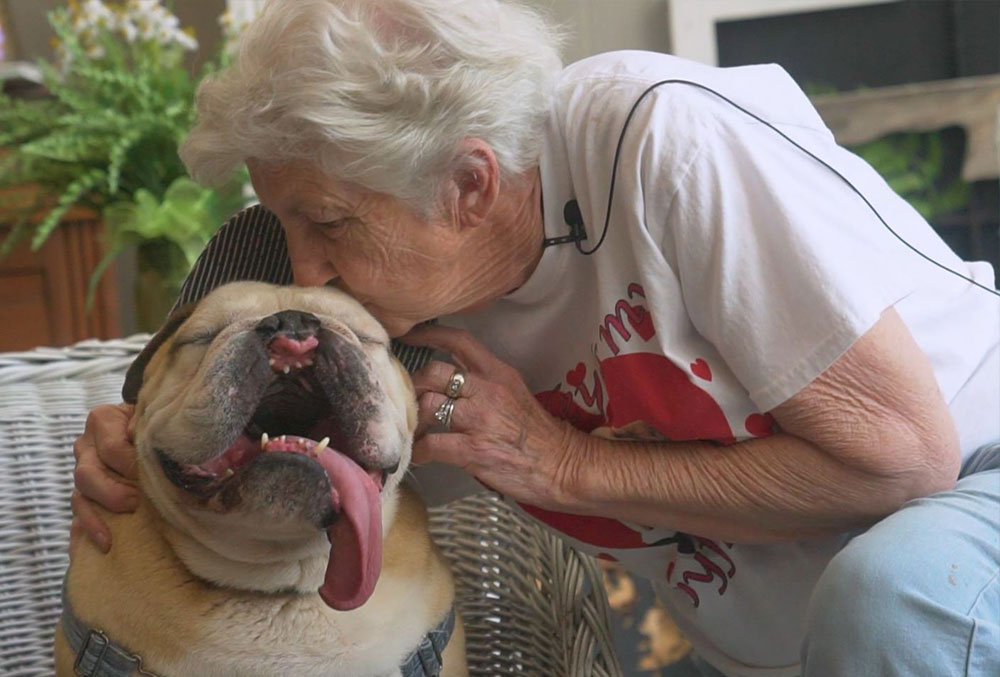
[58,283,466,676]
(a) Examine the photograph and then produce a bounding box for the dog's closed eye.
[356,334,388,347]
[173,331,220,349]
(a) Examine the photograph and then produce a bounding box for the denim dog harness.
[61,579,456,676]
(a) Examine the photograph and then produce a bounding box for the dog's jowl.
[56,282,467,677]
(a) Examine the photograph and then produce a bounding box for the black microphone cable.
[569,78,998,299]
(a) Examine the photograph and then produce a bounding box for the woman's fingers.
[412,432,474,467]
[73,458,139,512]
[402,325,504,377]
[406,327,577,508]
[71,491,111,553]
[411,360,480,398]
[415,390,474,436]
[70,403,141,554]
[88,403,139,479]
[73,403,140,516]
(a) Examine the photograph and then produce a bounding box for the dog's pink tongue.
[315,449,382,611]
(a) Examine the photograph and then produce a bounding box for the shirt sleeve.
[653,88,929,411]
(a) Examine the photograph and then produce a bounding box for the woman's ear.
[450,138,500,230]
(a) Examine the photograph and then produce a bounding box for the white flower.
[118,0,197,51]
[60,0,198,57]
[226,0,266,28]
[220,0,266,56]
[132,0,160,14]
[85,42,106,59]
[119,18,138,43]
[81,0,115,28]
[174,31,199,51]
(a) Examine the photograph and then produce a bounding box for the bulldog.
[55,282,466,677]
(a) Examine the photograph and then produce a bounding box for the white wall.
[529,0,671,65]
[5,0,671,68]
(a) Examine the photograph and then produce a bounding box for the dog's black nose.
[256,310,322,341]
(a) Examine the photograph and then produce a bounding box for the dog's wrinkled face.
[126,282,416,611]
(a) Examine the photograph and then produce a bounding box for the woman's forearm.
[551,311,961,545]
[555,430,922,544]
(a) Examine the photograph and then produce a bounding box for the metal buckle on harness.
[73,629,111,676]
[72,627,159,677]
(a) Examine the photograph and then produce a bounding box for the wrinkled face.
[248,161,492,337]
[131,282,416,610]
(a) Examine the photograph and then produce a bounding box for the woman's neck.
[494,167,546,293]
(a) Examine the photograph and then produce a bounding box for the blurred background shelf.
[0,186,120,351]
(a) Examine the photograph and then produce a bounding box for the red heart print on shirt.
[690,358,712,381]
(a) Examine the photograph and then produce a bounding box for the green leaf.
[849,130,971,224]
[85,246,121,310]
[1,1,243,268]
[30,169,106,250]
[934,180,971,218]
[0,213,36,258]
[107,128,144,194]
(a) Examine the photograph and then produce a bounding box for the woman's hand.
[405,325,582,510]
[70,403,140,553]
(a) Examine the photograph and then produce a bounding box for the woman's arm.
[408,308,960,544]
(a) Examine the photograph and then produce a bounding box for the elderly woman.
[72,0,998,674]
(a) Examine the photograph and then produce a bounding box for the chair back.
[0,338,621,676]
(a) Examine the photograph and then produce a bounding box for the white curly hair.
[180,0,563,211]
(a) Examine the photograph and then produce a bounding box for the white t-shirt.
[443,51,1000,675]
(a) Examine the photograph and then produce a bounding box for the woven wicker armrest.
[0,337,621,676]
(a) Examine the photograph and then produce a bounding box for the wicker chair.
[0,337,622,676]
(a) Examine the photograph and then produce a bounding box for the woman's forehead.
[248,160,357,210]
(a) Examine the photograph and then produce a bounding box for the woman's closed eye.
[312,217,356,235]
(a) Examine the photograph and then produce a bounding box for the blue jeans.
[666,442,1000,677]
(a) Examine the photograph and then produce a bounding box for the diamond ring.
[433,396,457,429]
[445,369,466,399]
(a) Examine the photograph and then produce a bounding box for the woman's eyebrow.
[296,199,351,218]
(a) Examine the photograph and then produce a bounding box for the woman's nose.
[282,223,337,287]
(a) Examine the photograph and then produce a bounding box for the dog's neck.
[138,464,402,596]
[65,490,459,677]
[141,496,330,594]
[169,523,330,593]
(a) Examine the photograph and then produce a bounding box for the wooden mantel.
[811,73,1000,182]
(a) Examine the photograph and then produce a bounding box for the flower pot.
[134,239,189,332]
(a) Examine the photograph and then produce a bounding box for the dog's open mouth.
[159,333,388,611]
[168,335,388,493]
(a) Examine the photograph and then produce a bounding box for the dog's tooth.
[268,358,276,367]
[280,435,287,443]
[261,432,269,448]
[295,361,302,369]
[283,365,291,374]
[315,437,329,454]
[224,468,234,477]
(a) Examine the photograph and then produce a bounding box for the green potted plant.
[0,0,247,331]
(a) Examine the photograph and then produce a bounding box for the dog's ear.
[122,302,198,404]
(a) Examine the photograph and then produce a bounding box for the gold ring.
[445,369,466,399]
[433,396,457,429]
